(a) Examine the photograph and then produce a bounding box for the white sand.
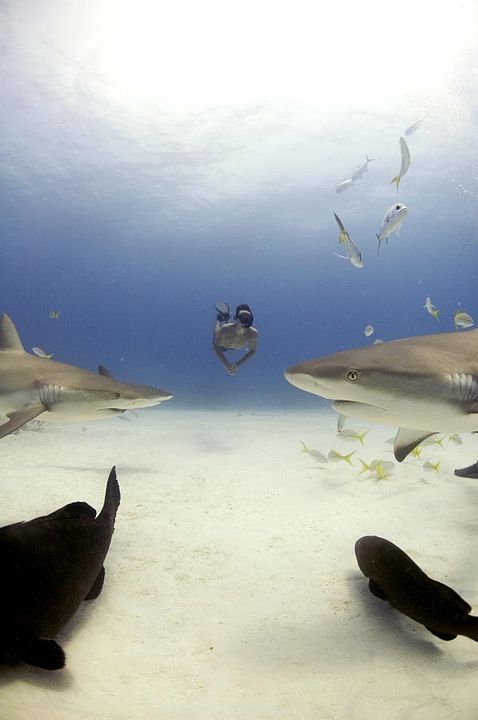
[1,408,478,720]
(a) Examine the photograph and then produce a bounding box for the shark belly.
[332,400,478,433]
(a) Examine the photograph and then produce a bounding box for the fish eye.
[345,369,359,382]
[396,204,401,210]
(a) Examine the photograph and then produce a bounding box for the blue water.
[1,1,478,413]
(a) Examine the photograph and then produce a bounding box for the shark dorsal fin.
[0,314,25,353]
[99,365,114,379]
[394,428,436,462]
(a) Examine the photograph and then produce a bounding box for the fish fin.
[376,234,382,255]
[425,626,457,641]
[300,441,309,453]
[334,252,349,260]
[19,639,65,670]
[0,405,46,439]
[368,578,388,600]
[0,314,25,352]
[394,429,437,462]
[97,466,121,522]
[99,365,115,379]
[428,579,471,613]
[84,566,105,601]
[46,501,97,521]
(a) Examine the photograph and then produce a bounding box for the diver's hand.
[227,364,238,375]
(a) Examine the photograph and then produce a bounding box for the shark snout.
[284,363,339,399]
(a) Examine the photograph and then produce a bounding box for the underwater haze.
[1,0,478,411]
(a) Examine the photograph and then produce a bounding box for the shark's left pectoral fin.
[0,405,46,439]
[394,428,436,462]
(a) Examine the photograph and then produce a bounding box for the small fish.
[333,213,364,269]
[338,429,369,446]
[328,448,355,466]
[447,433,463,446]
[424,297,439,321]
[373,339,384,345]
[351,154,374,182]
[421,436,444,449]
[454,311,474,330]
[337,413,347,435]
[404,119,423,136]
[335,178,354,194]
[300,441,328,463]
[391,136,411,192]
[364,325,374,337]
[423,460,441,472]
[359,458,394,479]
[49,311,61,320]
[376,203,408,254]
[32,347,55,360]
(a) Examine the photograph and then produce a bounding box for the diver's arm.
[235,331,258,369]
[213,342,235,372]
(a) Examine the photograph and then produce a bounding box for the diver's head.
[235,304,254,328]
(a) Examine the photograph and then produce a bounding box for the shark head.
[106,380,173,410]
[284,332,478,435]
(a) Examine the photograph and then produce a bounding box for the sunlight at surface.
[86,0,476,110]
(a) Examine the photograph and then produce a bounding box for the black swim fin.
[46,501,97,521]
[19,639,66,670]
[214,302,230,321]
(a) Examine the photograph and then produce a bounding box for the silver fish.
[391,136,411,192]
[333,213,364,269]
[376,203,408,254]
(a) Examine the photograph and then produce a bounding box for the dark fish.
[0,467,120,670]
[355,535,478,642]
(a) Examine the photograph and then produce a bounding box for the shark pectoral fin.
[99,365,115,379]
[425,626,457,641]
[1,405,46,439]
[84,566,105,601]
[394,428,436,462]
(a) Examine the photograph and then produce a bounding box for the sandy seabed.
[1,407,478,720]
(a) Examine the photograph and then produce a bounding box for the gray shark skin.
[355,536,478,643]
[284,328,478,461]
[0,314,173,438]
[0,467,120,670]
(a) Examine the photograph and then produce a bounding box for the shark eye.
[345,369,359,382]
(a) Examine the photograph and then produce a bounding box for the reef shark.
[0,314,173,439]
[284,329,478,461]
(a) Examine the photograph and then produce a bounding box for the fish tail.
[358,432,368,446]
[344,451,356,466]
[300,441,310,454]
[358,458,370,474]
[376,234,382,255]
[391,175,400,192]
[461,615,478,642]
[366,154,374,163]
[433,309,440,321]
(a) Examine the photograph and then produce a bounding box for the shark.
[0,314,173,439]
[284,328,478,462]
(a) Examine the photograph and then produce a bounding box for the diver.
[213,302,258,375]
